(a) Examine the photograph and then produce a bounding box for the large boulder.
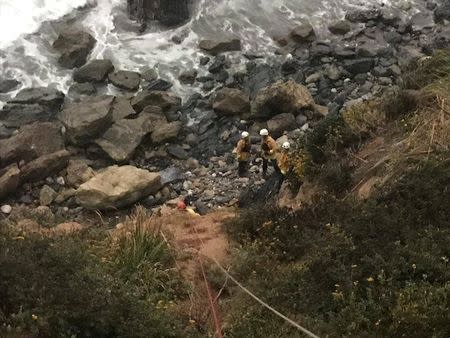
[20,150,70,184]
[95,114,154,162]
[251,80,315,119]
[434,1,450,23]
[76,165,162,209]
[290,23,316,43]
[199,39,241,55]
[53,28,96,68]
[0,164,20,200]
[151,120,182,144]
[0,122,65,168]
[267,113,297,138]
[109,70,141,91]
[213,88,250,116]
[58,96,115,145]
[131,90,181,113]
[73,59,114,83]
[112,97,136,121]
[8,87,64,111]
[0,104,49,128]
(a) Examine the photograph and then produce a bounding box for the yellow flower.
[367,277,374,282]
[31,314,38,320]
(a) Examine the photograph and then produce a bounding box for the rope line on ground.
[189,213,320,338]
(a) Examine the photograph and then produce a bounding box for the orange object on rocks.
[177,199,186,210]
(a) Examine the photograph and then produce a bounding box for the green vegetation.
[219,49,450,337]
[0,208,196,338]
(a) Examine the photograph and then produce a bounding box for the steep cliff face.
[127,0,190,26]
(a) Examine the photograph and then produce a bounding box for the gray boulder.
[0,122,65,168]
[345,8,381,23]
[328,20,351,35]
[127,0,190,27]
[9,87,64,111]
[213,88,250,116]
[112,97,136,121]
[151,121,182,144]
[76,165,162,209]
[131,90,181,113]
[95,114,154,162]
[58,96,115,145]
[20,150,70,184]
[251,80,315,119]
[179,70,198,84]
[53,29,96,68]
[109,70,141,91]
[73,59,114,83]
[199,38,241,55]
[290,23,316,43]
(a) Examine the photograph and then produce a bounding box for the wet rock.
[20,150,70,184]
[199,38,241,55]
[251,80,315,119]
[76,165,162,209]
[53,28,96,68]
[343,58,375,75]
[167,144,189,160]
[127,0,190,27]
[345,8,381,23]
[109,70,141,91]
[290,23,316,43]
[267,113,296,138]
[146,79,173,91]
[131,90,181,113]
[0,104,50,128]
[208,55,228,73]
[58,96,115,145]
[141,67,158,82]
[96,113,154,162]
[0,122,65,167]
[0,79,20,93]
[281,59,301,75]
[73,59,114,83]
[66,160,95,189]
[0,164,20,200]
[213,88,250,116]
[410,12,435,31]
[112,96,136,121]
[199,56,210,65]
[328,20,351,35]
[151,121,182,144]
[8,87,64,111]
[310,42,332,57]
[68,82,97,97]
[244,64,279,99]
[39,185,57,206]
[179,70,198,84]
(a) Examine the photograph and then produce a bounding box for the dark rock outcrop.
[73,59,114,83]
[53,29,96,69]
[131,90,181,113]
[199,39,242,55]
[8,87,64,111]
[0,79,20,93]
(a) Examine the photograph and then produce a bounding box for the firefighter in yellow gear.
[235,131,251,177]
[260,129,280,177]
[277,141,291,175]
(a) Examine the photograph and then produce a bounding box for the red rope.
[190,218,223,338]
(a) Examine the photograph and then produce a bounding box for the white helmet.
[282,141,290,149]
[260,128,269,136]
[241,131,249,138]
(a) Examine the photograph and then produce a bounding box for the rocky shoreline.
[1,1,449,226]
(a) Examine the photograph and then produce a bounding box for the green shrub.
[0,230,188,338]
[223,156,450,337]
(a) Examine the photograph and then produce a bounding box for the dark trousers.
[262,159,280,176]
[238,161,248,177]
